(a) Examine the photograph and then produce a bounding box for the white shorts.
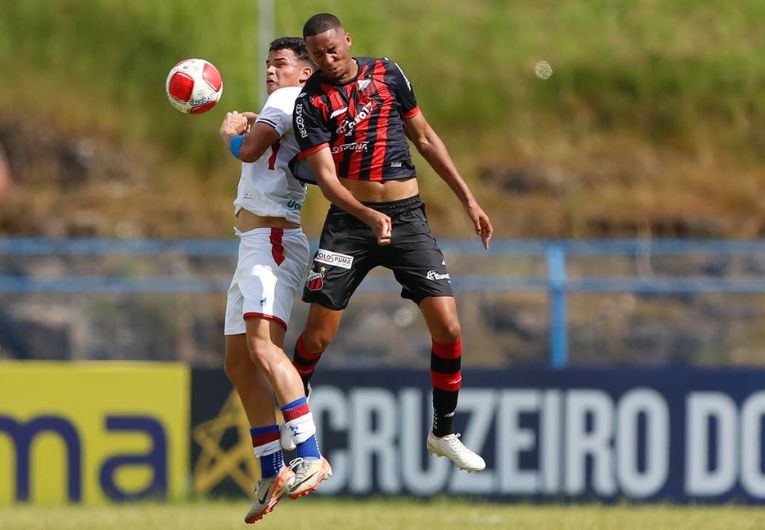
[224,226,310,335]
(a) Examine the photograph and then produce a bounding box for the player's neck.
[336,58,359,84]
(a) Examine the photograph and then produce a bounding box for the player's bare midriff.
[340,176,419,203]
[237,208,300,231]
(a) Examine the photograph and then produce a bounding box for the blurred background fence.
[2,237,764,368]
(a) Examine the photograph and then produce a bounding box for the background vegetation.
[1,0,765,239]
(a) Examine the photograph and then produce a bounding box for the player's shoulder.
[301,72,325,95]
[357,56,399,71]
[265,86,302,106]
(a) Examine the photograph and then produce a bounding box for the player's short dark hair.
[269,36,313,67]
[303,13,343,38]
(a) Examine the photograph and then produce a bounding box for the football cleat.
[286,456,332,499]
[244,465,295,524]
[427,432,486,472]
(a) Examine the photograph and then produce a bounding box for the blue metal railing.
[2,237,765,367]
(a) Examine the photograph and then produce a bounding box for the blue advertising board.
[303,366,765,502]
[190,366,765,503]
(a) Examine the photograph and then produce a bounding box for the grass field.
[3,498,765,530]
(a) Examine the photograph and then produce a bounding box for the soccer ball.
[165,58,223,114]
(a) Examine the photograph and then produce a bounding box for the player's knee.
[247,337,274,369]
[435,321,461,345]
[300,328,333,353]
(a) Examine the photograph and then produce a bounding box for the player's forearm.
[316,174,376,221]
[239,123,279,163]
[304,151,373,221]
[416,135,478,208]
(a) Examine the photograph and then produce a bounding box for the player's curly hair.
[269,37,313,68]
[302,13,343,38]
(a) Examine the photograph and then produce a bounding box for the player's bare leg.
[283,303,341,450]
[245,318,331,499]
[419,296,486,472]
[225,333,294,523]
[292,303,343,393]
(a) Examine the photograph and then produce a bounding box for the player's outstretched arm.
[404,112,493,249]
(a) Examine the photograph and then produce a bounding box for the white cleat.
[243,465,295,524]
[279,383,312,451]
[286,456,332,499]
[427,432,486,472]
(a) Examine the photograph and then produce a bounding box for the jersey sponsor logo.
[287,199,303,210]
[331,142,368,154]
[305,267,325,291]
[294,103,308,138]
[336,100,377,136]
[330,107,348,119]
[315,249,354,269]
[426,270,450,281]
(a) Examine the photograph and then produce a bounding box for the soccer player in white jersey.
[218,37,331,524]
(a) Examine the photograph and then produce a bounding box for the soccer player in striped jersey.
[218,37,331,523]
[291,13,493,473]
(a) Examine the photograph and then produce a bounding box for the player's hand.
[219,111,249,137]
[365,209,393,246]
[241,112,258,124]
[240,112,258,133]
[465,201,493,249]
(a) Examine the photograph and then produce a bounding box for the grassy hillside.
[2,0,764,238]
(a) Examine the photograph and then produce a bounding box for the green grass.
[3,0,765,237]
[5,0,765,155]
[3,498,765,530]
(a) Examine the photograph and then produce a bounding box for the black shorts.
[303,195,454,310]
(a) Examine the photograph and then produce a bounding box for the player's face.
[265,48,310,94]
[305,28,354,83]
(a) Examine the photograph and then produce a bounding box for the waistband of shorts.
[234,226,305,238]
[329,194,423,216]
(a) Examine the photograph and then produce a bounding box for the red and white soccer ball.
[165,58,223,114]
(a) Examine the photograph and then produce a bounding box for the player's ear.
[345,32,352,48]
[299,66,313,83]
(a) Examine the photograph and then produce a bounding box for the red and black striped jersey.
[293,56,420,182]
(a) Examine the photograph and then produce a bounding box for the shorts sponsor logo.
[305,267,325,291]
[426,270,450,281]
[315,249,354,270]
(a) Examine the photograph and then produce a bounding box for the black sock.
[430,338,462,437]
[432,388,458,436]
